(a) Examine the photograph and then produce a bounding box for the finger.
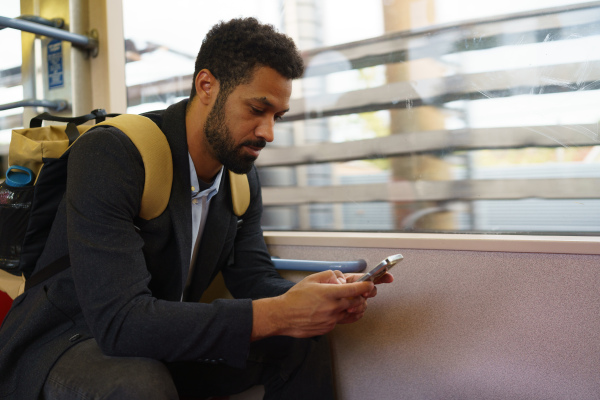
[342,273,363,283]
[347,301,367,314]
[363,285,377,298]
[333,270,346,284]
[343,294,368,311]
[374,273,394,284]
[307,270,341,284]
[327,281,374,299]
[338,311,365,324]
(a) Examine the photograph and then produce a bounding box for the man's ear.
[194,69,219,105]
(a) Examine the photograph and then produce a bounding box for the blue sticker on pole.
[47,39,64,89]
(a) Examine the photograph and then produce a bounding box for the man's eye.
[274,115,284,122]
[251,107,263,115]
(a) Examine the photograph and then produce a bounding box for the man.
[0,18,392,399]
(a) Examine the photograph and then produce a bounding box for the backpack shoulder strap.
[229,171,250,217]
[96,114,249,218]
[96,115,173,220]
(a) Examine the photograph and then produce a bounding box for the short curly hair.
[189,17,304,99]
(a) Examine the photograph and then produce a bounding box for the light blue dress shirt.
[184,153,223,297]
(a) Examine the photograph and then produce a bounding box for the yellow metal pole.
[383,0,454,231]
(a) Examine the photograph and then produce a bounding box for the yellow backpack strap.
[229,170,250,217]
[0,269,26,299]
[96,115,173,220]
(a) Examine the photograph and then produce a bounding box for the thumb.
[306,270,342,284]
[327,280,374,298]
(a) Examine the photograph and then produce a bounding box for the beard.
[203,93,266,174]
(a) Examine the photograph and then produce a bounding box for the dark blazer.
[0,100,293,399]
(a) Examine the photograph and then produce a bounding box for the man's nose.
[255,119,275,142]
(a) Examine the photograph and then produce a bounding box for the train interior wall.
[206,244,599,400]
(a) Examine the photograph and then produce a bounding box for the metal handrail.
[271,258,367,273]
[301,2,600,77]
[303,1,600,59]
[0,15,64,30]
[0,15,97,54]
[0,99,68,112]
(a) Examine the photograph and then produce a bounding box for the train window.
[123,0,600,235]
[0,1,23,178]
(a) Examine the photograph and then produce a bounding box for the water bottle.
[4,166,34,187]
[0,165,35,273]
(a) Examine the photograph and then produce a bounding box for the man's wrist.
[251,296,284,341]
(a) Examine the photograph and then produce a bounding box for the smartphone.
[357,254,403,282]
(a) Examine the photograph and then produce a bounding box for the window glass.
[0,1,24,178]
[123,0,600,235]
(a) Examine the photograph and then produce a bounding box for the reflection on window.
[123,0,600,235]
[0,1,23,179]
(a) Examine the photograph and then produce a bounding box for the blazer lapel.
[160,101,193,290]
[185,172,236,301]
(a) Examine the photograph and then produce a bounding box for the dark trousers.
[42,335,335,400]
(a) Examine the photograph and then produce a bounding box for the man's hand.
[251,270,375,341]
[332,270,394,324]
[343,270,394,297]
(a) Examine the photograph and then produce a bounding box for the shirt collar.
[188,153,223,201]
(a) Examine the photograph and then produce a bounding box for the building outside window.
[2,0,597,236]
[0,1,24,177]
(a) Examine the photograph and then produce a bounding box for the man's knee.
[101,357,178,400]
[43,339,179,400]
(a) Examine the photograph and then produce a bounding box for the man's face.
[203,67,292,174]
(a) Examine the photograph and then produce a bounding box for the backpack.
[0,109,249,303]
